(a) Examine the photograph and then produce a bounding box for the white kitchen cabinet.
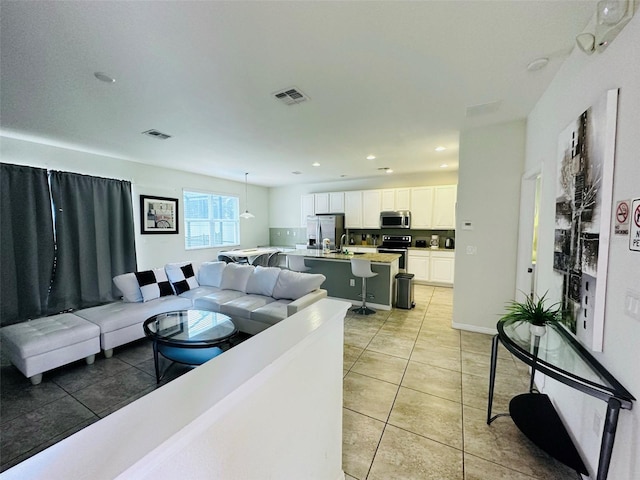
[410,187,434,229]
[407,250,430,282]
[329,192,345,213]
[381,188,411,211]
[395,188,411,210]
[301,194,315,226]
[432,185,457,229]
[362,190,382,228]
[381,189,396,211]
[430,251,455,284]
[314,193,330,214]
[344,191,363,228]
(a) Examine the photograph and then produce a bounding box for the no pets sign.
[630,198,640,252]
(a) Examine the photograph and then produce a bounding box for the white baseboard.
[451,322,497,335]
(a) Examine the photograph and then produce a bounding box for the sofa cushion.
[74,296,192,333]
[135,269,174,302]
[220,294,275,318]
[245,266,281,297]
[165,262,199,294]
[250,300,291,326]
[197,261,227,287]
[178,285,221,302]
[272,270,326,300]
[113,272,143,303]
[220,263,254,293]
[193,290,245,312]
[0,313,100,358]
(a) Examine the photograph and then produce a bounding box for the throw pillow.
[135,268,174,302]
[165,262,200,294]
[272,270,326,300]
[198,261,227,288]
[113,272,143,303]
[246,266,281,297]
[220,263,254,293]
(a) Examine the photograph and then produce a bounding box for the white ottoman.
[0,313,100,385]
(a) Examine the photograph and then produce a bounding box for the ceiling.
[0,1,596,187]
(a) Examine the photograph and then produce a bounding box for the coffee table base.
[153,342,225,383]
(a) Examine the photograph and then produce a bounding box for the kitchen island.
[285,250,401,310]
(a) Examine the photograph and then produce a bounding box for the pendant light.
[240,172,255,219]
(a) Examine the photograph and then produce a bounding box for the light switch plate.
[624,290,640,320]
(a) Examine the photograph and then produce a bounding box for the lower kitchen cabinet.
[407,250,430,282]
[407,250,455,285]
[430,251,455,284]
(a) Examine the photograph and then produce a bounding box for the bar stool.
[351,258,378,315]
[287,255,310,272]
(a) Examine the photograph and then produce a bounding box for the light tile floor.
[1,285,581,479]
[342,285,580,480]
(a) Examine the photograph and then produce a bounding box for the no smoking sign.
[630,198,640,252]
[615,200,630,235]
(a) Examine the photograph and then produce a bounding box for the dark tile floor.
[0,333,250,472]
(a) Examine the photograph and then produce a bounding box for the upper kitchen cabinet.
[410,187,434,229]
[329,192,345,213]
[301,194,315,226]
[344,191,363,228]
[432,185,457,229]
[314,193,330,214]
[381,188,411,211]
[362,190,382,228]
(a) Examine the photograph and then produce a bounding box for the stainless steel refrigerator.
[306,214,345,250]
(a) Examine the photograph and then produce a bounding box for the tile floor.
[1,285,581,478]
[341,285,580,480]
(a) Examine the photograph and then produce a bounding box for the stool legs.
[352,276,376,315]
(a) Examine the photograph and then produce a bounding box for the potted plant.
[501,293,561,337]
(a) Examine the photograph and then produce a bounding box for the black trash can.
[395,273,415,309]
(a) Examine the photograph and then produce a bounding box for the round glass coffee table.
[143,309,238,383]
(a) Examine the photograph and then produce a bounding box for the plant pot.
[529,324,547,337]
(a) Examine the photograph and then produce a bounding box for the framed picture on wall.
[553,89,618,352]
[140,195,179,234]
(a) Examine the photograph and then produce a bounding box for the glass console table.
[487,318,634,480]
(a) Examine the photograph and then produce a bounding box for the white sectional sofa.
[1,261,327,383]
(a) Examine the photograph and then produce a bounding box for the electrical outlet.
[624,290,640,320]
[350,279,355,287]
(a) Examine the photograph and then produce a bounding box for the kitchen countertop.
[286,249,400,264]
[408,247,455,252]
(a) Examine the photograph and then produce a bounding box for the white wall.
[0,135,270,269]
[452,120,526,333]
[521,14,640,479]
[269,170,459,228]
[1,299,350,480]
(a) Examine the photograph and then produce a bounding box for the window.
[183,190,239,249]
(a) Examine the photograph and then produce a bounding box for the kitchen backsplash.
[269,228,307,246]
[269,227,454,248]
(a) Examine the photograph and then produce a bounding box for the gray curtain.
[0,163,55,326]
[47,171,137,313]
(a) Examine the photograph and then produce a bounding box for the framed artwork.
[140,195,179,234]
[553,89,618,352]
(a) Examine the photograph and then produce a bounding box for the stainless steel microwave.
[380,211,411,229]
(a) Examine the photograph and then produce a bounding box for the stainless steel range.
[378,235,411,271]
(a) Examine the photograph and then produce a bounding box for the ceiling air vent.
[273,87,309,106]
[142,129,172,140]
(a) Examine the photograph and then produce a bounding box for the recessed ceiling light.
[312,162,320,167]
[94,72,115,83]
[435,146,446,152]
[366,155,376,160]
[526,57,549,72]
[440,164,449,168]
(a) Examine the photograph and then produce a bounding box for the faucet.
[340,234,347,253]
